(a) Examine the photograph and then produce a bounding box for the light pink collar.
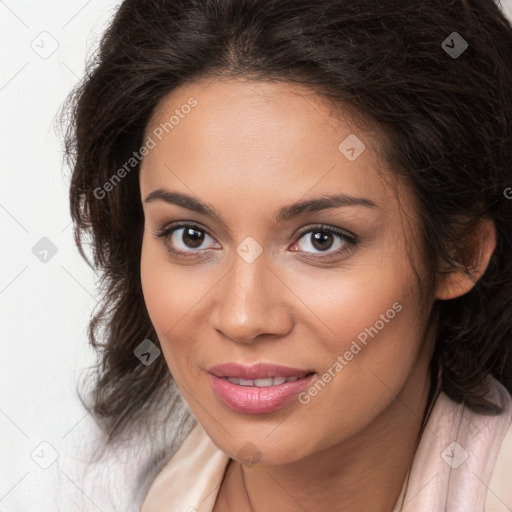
[394,378,511,511]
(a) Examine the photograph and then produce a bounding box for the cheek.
[141,231,200,320]
[140,234,218,376]
[293,257,426,434]
[284,241,423,359]
[140,238,175,325]
[333,272,420,355]
[332,262,423,377]
[140,236,189,366]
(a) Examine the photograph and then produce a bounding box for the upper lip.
[207,362,315,380]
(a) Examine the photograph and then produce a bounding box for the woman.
[62,0,512,510]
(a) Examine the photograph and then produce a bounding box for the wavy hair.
[61,0,512,444]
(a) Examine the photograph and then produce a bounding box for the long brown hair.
[61,0,512,444]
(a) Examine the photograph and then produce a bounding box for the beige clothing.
[141,378,512,511]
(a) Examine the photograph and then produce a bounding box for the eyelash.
[152,222,359,260]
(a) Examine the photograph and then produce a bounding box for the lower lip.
[208,373,317,414]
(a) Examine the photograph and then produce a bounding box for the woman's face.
[139,78,434,464]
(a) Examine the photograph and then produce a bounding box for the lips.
[223,376,302,387]
[207,362,317,414]
[207,362,315,380]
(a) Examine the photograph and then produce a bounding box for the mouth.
[207,362,315,380]
[206,362,317,414]
[220,375,314,387]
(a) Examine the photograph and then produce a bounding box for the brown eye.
[310,231,335,251]
[154,223,220,257]
[290,225,358,258]
[181,227,205,248]
[295,229,347,254]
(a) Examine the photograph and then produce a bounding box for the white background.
[0,1,122,509]
[1,0,511,510]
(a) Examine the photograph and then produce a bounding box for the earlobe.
[434,219,496,301]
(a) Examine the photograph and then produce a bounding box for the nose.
[211,250,294,344]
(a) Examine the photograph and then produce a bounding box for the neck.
[218,359,434,512]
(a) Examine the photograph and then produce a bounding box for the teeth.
[223,376,305,387]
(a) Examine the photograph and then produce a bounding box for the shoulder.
[141,422,230,511]
[485,382,512,512]
[403,376,512,511]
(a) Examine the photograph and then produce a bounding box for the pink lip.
[208,362,315,380]
[207,363,316,414]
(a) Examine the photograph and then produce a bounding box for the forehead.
[139,78,403,216]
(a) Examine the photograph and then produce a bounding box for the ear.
[435,218,496,301]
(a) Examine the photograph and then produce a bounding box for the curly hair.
[61,0,512,444]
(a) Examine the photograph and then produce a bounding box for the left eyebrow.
[276,193,378,222]
[144,188,378,225]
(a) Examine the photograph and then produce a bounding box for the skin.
[139,78,496,511]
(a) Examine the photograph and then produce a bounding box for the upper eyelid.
[295,224,357,240]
